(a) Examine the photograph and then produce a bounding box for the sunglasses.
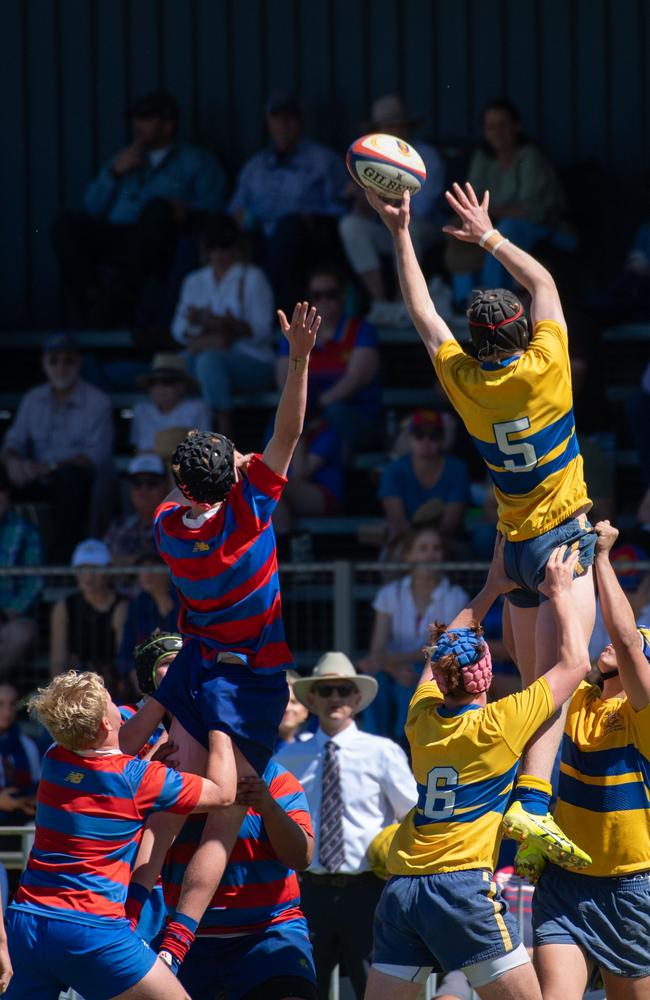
[309,288,341,301]
[150,375,183,386]
[314,683,357,698]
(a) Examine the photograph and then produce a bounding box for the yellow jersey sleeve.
[432,339,476,410]
[486,677,555,756]
[527,319,569,368]
[405,681,443,742]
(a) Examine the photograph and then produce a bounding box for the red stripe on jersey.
[34,827,136,858]
[180,549,277,614]
[183,592,282,645]
[198,906,305,937]
[211,875,300,909]
[27,854,132,887]
[15,885,125,919]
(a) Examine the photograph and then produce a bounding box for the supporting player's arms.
[193,776,237,811]
[594,520,650,710]
[365,189,455,360]
[236,776,314,870]
[263,302,321,478]
[444,181,565,328]
[119,698,167,755]
[538,546,591,708]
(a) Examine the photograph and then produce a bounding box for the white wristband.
[479,228,498,248]
[490,238,509,256]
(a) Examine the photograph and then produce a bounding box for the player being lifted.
[367,182,594,869]
[119,302,320,974]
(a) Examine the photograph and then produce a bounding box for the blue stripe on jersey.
[414,761,518,827]
[41,756,136,799]
[562,734,650,779]
[177,566,279,615]
[219,859,290,889]
[161,514,272,579]
[474,408,576,470]
[558,772,650,813]
[483,433,579,496]
[199,899,302,930]
[35,802,143,842]
[20,867,127,902]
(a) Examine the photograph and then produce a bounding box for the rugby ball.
[346,133,426,200]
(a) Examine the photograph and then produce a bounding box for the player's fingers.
[277,309,290,333]
[311,314,322,337]
[566,548,580,572]
[481,189,490,211]
[452,181,471,208]
[444,189,462,211]
[441,225,462,237]
[465,182,479,206]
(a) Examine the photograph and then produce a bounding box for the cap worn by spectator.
[266,92,302,117]
[42,333,80,355]
[126,454,167,478]
[371,95,421,129]
[291,651,378,711]
[71,538,112,568]
[128,91,180,122]
[136,353,199,393]
[409,409,444,436]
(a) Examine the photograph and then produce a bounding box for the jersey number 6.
[493,417,538,472]
[423,766,459,820]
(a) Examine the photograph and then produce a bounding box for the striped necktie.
[319,740,345,872]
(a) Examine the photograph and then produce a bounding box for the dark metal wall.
[3,0,648,327]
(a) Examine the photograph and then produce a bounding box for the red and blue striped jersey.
[154,454,291,672]
[11,744,202,927]
[163,760,312,936]
[119,702,166,757]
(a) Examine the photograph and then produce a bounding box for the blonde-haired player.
[367,181,594,869]
[3,672,229,1000]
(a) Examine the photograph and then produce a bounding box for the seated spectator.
[339,95,445,324]
[132,354,211,453]
[273,414,344,542]
[229,92,348,309]
[379,409,470,542]
[360,525,469,744]
[1,334,114,563]
[276,670,311,751]
[104,454,169,574]
[276,266,382,450]
[0,682,40,826]
[171,215,276,435]
[0,469,43,678]
[49,539,127,688]
[446,98,573,308]
[52,90,227,328]
[115,554,180,692]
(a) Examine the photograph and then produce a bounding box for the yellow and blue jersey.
[433,321,590,541]
[555,682,650,877]
[388,678,555,876]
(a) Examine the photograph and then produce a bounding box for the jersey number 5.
[493,417,537,472]
[423,766,459,820]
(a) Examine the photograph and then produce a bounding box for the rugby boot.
[502,800,592,869]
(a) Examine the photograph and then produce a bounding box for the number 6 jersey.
[433,321,590,540]
[387,679,555,876]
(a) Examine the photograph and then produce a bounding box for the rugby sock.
[125,881,150,930]
[159,913,198,967]
[513,775,552,816]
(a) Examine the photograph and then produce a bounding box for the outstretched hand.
[443,182,493,244]
[594,520,619,555]
[365,188,411,236]
[539,545,580,598]
[486,532,518,594]
[277,301,321,359]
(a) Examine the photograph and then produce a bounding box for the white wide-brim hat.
[292,652,378,712]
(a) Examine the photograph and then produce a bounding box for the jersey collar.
[480,354,520,371]
[437,703,482,717]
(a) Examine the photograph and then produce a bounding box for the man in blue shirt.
[52,91,227,328]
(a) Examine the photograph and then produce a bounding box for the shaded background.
[2,0,648,327]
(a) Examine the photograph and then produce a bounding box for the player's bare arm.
[444,181,565,328]
[263,301,321,478]
[119,697,167,756]
[594,520,650,710]
[236,775,314,870]
[365,188,455,360]
[538,546,591,708]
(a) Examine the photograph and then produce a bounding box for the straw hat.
[292,652,378,711]
[137,353,199,393]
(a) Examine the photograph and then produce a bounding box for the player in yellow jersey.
[365,541,591,1000]
[522,521,650,999]
[367,181,594,868]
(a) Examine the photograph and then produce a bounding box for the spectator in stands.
[1,334,114,564]
[49,539,127,687]
[276,670,311,750]
[0,682,40,825]
[0,469,43,678]
[339,95,445,325]
[52,90,227,328]
[131,354,211,454]
[229,92,348,309]
[116,553,180,692]
[379,409,470,542]
[446,98,573,308]
[104,454,168,573]
[277,266,382,450]
[360,525,469,744]
[276,653,416,999]
[171,214,276,435]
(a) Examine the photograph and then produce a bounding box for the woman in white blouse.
[360,525,469,743]
[171,214,276,435]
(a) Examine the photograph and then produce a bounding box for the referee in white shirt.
[275,652,417,1000]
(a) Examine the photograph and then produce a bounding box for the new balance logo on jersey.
[193,541,210,552]
[65,771,85,784]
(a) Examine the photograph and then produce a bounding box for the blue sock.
[515,786,551,816]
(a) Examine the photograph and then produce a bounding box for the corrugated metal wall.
[2,0,648,327]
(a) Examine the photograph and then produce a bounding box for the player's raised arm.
[593,520,650,710]
[263,302,320,478]
[538,546,591,708]
[365,189,455,361]
[444,181,565,328]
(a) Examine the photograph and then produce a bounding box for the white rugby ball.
[346,133,427,200]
